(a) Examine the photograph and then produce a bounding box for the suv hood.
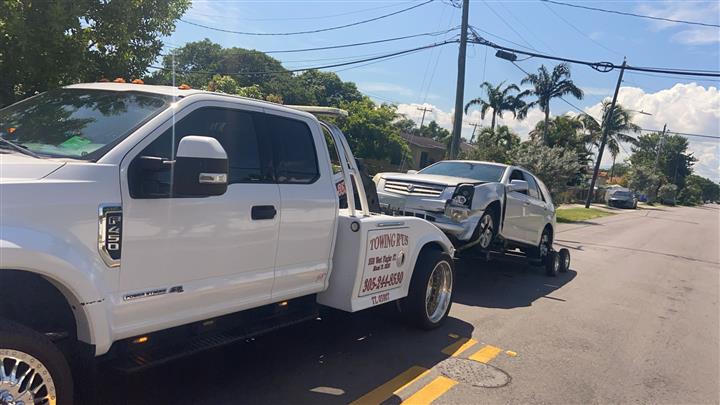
[380,172,484,187]
[0,153,66,182]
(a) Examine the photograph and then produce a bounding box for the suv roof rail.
[286,105,348,118]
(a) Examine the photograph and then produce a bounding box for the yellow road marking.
[350,366,430,405]
[400,376,457,405]
[469,345,503,363]
[441,337,477,356]
[505,350,518,357]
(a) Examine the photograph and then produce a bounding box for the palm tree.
[581,102,640,177]
[464,81,528,132]
[522,63,584,144]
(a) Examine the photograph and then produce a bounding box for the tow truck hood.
[380,172,483,187]
[0,153,66,182]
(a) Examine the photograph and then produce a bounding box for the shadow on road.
[452,255,577,309]
[97,305,475,404]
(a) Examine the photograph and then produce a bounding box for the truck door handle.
[251,205,277,220]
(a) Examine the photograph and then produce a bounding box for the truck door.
[115,104,280,334]
[503,169,533,244]
[263,110,338,299]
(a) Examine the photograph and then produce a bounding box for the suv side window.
[128,107,268,198]
[524,173,541,200]
[266,115,319,184]
[509,169,527,195]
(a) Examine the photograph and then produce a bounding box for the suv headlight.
[450,184,474,207]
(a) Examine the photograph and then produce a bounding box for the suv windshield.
[613,191,632,198]
[419,161,506,182]
[0,89,171,159]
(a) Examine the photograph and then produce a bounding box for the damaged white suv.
[374,160,556,259]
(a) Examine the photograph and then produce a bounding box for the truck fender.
[401,219,455,298]
[1,227,111,353]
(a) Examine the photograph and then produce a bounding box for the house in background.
[363,132,475,174]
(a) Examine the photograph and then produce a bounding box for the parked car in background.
[374,161,560,271]
[607,189,638,209]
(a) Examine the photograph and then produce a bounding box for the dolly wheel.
[558,248,571,273]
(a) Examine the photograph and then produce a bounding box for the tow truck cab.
[0,83,454,403]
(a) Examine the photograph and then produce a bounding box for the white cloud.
[583,83,720,181]
[359,82,416,98]
[636,1,720,45]
[582,87,612,96]
[398,83,720,181]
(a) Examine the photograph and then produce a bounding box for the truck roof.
[63,82,319,122]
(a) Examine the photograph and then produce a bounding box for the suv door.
[523,171,548,245]
[503,169,533,244]
[116,103,280,335]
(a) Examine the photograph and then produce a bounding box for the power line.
[152,40,457,76]
[185,1,416,22]
[470,35,720,77]
[640,129,720,140]
[625,70,720,83]
[262,27,458,54]
[540,0,720,28]
[179,0,434,36]
[481,0,540,52]
[541,2,622,57]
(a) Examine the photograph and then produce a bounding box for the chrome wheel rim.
[425,261,453,323]
[0,350,56,405]
[477,214,494,249]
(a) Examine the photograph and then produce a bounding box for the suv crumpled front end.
[374,173,491,242]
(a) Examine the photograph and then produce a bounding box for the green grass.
[556,207,615,223]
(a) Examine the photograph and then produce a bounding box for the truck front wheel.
[0,320,73,405]
[405,250,454,329]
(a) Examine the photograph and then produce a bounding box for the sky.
[164,0,720,181]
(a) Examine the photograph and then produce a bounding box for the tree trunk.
[543,105,550,145]
[610,155,616,179]
[490,113,496,132]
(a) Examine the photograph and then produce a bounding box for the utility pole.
[585,59,627,208]
[417,106,432,128]
[449,0,470,159]
[468,122,481,143]
[654,123,667,169]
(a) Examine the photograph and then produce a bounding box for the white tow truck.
[0,83,455,404]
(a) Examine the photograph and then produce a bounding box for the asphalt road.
[99,204,719,404]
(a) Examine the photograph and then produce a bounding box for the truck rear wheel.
[0,320,73,405]
[405,250,454,329]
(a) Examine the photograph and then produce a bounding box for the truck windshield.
[0,89,171,159]
[419,161,505,182]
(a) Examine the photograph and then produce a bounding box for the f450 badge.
[98,204,122,267]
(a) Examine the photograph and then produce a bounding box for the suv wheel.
[0,320,73,405]
[475,209,497,250]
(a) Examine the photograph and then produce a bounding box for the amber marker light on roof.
[113,78,126,83]
[131,79,144,84]
[178,84,192,90]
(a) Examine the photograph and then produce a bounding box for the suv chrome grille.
[383,180,445,197]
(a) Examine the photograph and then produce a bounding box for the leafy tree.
[510,140,580,196]
[530,115,594,185]
[0,0,190,107]
[658,183,678,204]
[677,182,702,206]
[521,63,584,144]
[630,133,696,190]
[682,175,719,204]
[627,164,662,203]
[297,70,363,106]
[461,125,520,164]
[464,81,528,131]
[336,98,409,164]
[417,121,451,143]
[393,117,417,134]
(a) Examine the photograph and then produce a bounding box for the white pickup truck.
[0,83,455,404]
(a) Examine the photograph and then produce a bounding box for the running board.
[109,297,319,372]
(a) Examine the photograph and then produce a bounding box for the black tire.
[558,248,571,273]
[404,249,454,330]
[0,319,74,405]
[473,207,498,252]
[545,251,561,277]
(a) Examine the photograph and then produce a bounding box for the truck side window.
[266,115,319,184]
[128,107,267,198]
